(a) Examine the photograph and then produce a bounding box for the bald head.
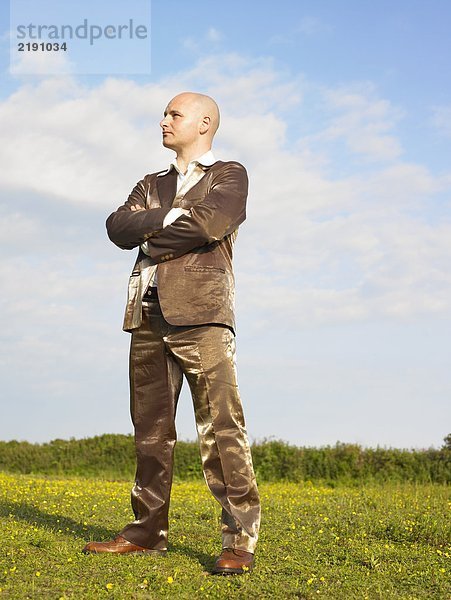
[171,92,220,137]
[160,92,220,162]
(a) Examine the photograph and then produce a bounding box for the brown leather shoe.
[212,548,254,575]
[82,535,166,555]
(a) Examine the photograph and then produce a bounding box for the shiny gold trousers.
[120,302,261,553]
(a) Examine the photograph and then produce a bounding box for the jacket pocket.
[184,265,226,274]
[122,271,143,331]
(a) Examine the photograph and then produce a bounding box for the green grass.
[0,473,449,599]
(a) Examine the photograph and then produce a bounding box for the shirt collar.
[157,150,216,177]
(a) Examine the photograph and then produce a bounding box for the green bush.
[0,434,449,483]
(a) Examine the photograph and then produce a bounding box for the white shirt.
[158,150,216,226]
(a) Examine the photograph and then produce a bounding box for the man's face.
[160,95,203,152]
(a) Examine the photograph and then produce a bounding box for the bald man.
[83,92,261,575]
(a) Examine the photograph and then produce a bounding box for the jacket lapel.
[155,161,222,208]
[156,169,177,209]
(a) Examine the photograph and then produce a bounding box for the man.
[83,92,261,575]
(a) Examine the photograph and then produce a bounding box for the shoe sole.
[211,566,252,575]
[82,548,167,555]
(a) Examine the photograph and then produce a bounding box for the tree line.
[0,434,449,484]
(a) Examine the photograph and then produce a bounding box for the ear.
[199,116,211,134]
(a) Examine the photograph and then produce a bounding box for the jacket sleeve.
[105,175,171,250]
[142,162,248,262]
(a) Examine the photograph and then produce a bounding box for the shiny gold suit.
[106,161,260,553]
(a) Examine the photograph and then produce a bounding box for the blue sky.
[0,0,450,448]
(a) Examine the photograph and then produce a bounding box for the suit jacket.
[106,160,248,333]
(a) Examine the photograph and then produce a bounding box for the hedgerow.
[1,435,449,483]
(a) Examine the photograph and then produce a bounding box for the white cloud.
[170,54,302,115]
[10,43,76,75]
[183,27,224,52]
[0,210,40,242]
[206,27,223,43]
[297,16,331,36]
[0,77,169,206]
[270,15,331,44]
[431,104,451,138]
[315,84,404,162]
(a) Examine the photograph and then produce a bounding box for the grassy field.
[0,473,449,599]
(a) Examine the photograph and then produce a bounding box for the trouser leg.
[120,303,183,550]
[166,324,261,553]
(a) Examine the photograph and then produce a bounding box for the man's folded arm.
[106,176,172,250]
[142,162,248,261]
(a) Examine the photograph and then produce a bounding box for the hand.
[130,204,145,212]
[163,207,190,228]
